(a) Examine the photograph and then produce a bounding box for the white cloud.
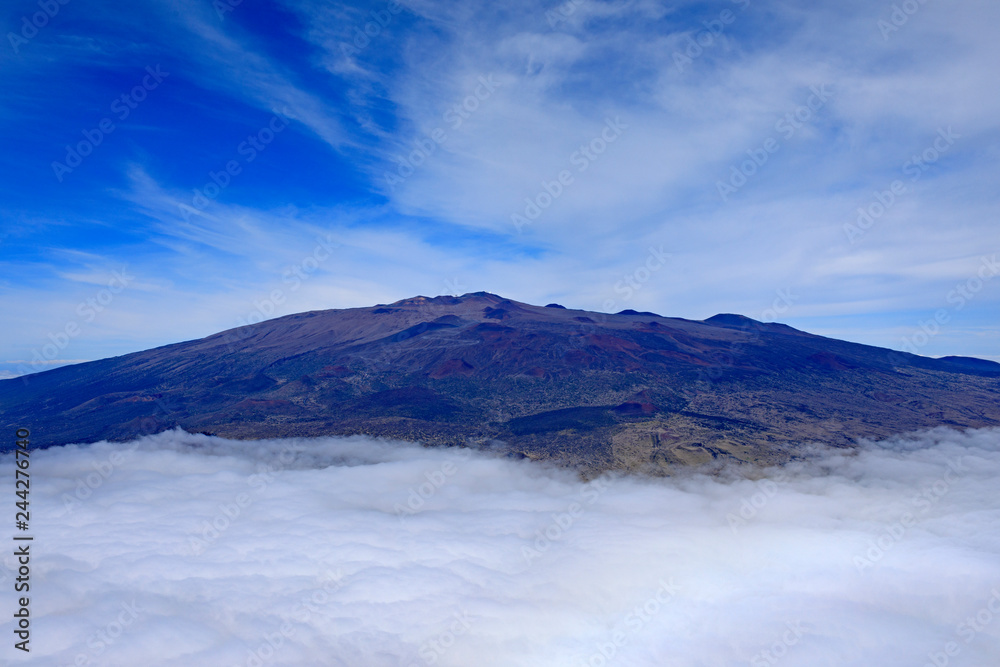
[6,0,998,366]
[3,426,1000,665]
[232,0,1000,358]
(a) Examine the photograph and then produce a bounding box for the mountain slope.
[2,292,998,473]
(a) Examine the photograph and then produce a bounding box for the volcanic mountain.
[3,292,999,473]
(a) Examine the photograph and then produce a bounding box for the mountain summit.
[3,293,998,473]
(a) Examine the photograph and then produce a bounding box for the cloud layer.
[3,427,1000,665]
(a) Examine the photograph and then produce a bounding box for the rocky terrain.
[2,292,998,474]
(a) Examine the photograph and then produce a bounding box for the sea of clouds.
[3,427,1000,666]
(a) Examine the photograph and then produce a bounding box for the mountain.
[2,292,999,474]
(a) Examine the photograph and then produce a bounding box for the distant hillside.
[2,292,998,474]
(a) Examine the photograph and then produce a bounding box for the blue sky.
[1,0,998,378]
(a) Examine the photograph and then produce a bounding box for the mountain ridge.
[2,293,998,473]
